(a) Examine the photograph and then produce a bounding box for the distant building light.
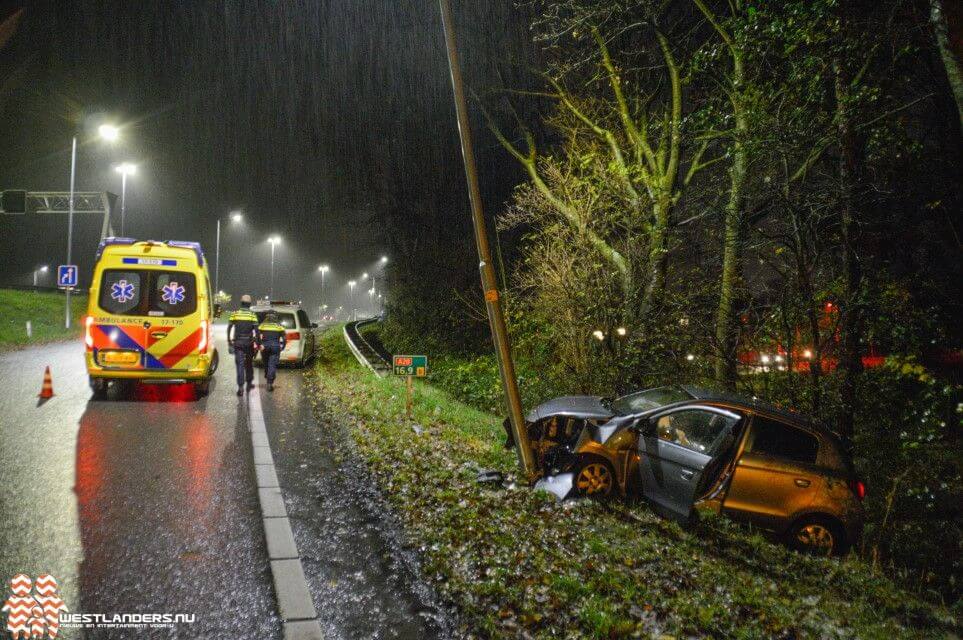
[686,354,695,361]
[592,330,605,341]
[760,354,771,364]
[803,349,813,359]
[615,326,627,337]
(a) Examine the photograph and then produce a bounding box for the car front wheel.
[573,456,616,500]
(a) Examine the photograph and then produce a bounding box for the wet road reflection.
[1,340,280,639]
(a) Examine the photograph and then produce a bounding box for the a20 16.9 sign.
[393,355,427,377]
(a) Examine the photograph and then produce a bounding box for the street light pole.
[114,162,137,236]
[437,0,535,479]
[65,124,120,329]
[215,217,221,293]
[267,235,281,299]
[120,170,127,235]
[348,280,356,320]
[215,211,243,296]
[65,135,77,329]
[33,265,48,287]
[318,264,329,312]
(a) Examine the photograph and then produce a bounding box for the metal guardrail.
[343,318,391,376]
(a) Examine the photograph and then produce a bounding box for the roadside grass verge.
[311,327,959,638]
[0,289,86,350]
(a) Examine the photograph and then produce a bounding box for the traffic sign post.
[393,355,428,420]
[57,265,78,289]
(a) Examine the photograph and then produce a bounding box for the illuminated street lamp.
[97,124,120,142]
[33,265,48,287]
[65,122,120,329]
[267,235,282,299]
[215,211,243,294]
[113,162,137,236]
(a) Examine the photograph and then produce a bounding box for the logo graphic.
[2,574,67,639]
[110,280,135,304]
[161,282,185,305]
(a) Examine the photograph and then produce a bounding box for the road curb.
[247,387,323,640]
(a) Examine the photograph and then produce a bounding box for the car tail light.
[286,331,300,341]
[198,320,208,352]
[84,316,94,348]
[849,479,866,500]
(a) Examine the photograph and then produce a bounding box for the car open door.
[637,406,741,523]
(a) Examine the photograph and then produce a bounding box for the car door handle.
[680,470,695,480]
[794,478,811,488]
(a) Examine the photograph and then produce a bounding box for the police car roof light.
[165,240,205,267]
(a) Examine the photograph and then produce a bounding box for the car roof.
[680,384,845,443]
[251,304,301,312]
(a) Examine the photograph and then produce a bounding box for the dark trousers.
[263,346,281,382]
[234,344,255,387]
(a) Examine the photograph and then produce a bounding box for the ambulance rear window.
[99,271,142,314]
[99,269,197,317]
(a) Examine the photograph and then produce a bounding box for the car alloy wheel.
[575,459,615,498]
[795,522,835,555]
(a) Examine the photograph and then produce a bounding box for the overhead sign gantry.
[1,190,116,239]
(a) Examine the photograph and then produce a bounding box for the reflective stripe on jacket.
[257,322,286,350]
[228,309,260,346]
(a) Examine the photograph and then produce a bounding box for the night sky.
[0,1,531,314]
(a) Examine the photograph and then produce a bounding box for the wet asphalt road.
[1,331,452,639]
[0,335,279,639]
[259,369,450,640]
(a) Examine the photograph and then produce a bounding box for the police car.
[250,301,318,367]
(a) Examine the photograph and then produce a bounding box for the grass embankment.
[0,289,86,350]
[310,328,959,638]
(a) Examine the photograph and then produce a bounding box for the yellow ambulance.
[84,238,219,397]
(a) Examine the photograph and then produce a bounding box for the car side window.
[653,409,737,455]
[297,310,311,327]
[748,416,819,465]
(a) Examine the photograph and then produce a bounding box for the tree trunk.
[641,196,671,312]
[930,0,963,132]
[833,57,865,440]
[714,54,748,390]
[805,299,824,418]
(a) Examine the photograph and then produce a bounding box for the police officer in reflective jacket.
[227,294,260,396]
[257,311,287,392]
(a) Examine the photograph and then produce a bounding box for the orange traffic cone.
[38,366,55,399]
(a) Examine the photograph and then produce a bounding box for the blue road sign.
[57,264,78,288]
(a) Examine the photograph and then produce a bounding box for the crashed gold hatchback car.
[505,386,865,555]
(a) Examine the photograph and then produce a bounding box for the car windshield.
[610,386,692,415]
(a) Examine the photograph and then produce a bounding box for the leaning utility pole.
[437,0,536,480]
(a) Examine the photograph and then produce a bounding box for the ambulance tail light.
[198,320,209,352]
[84,316,95,348]
[286,331,300,341]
